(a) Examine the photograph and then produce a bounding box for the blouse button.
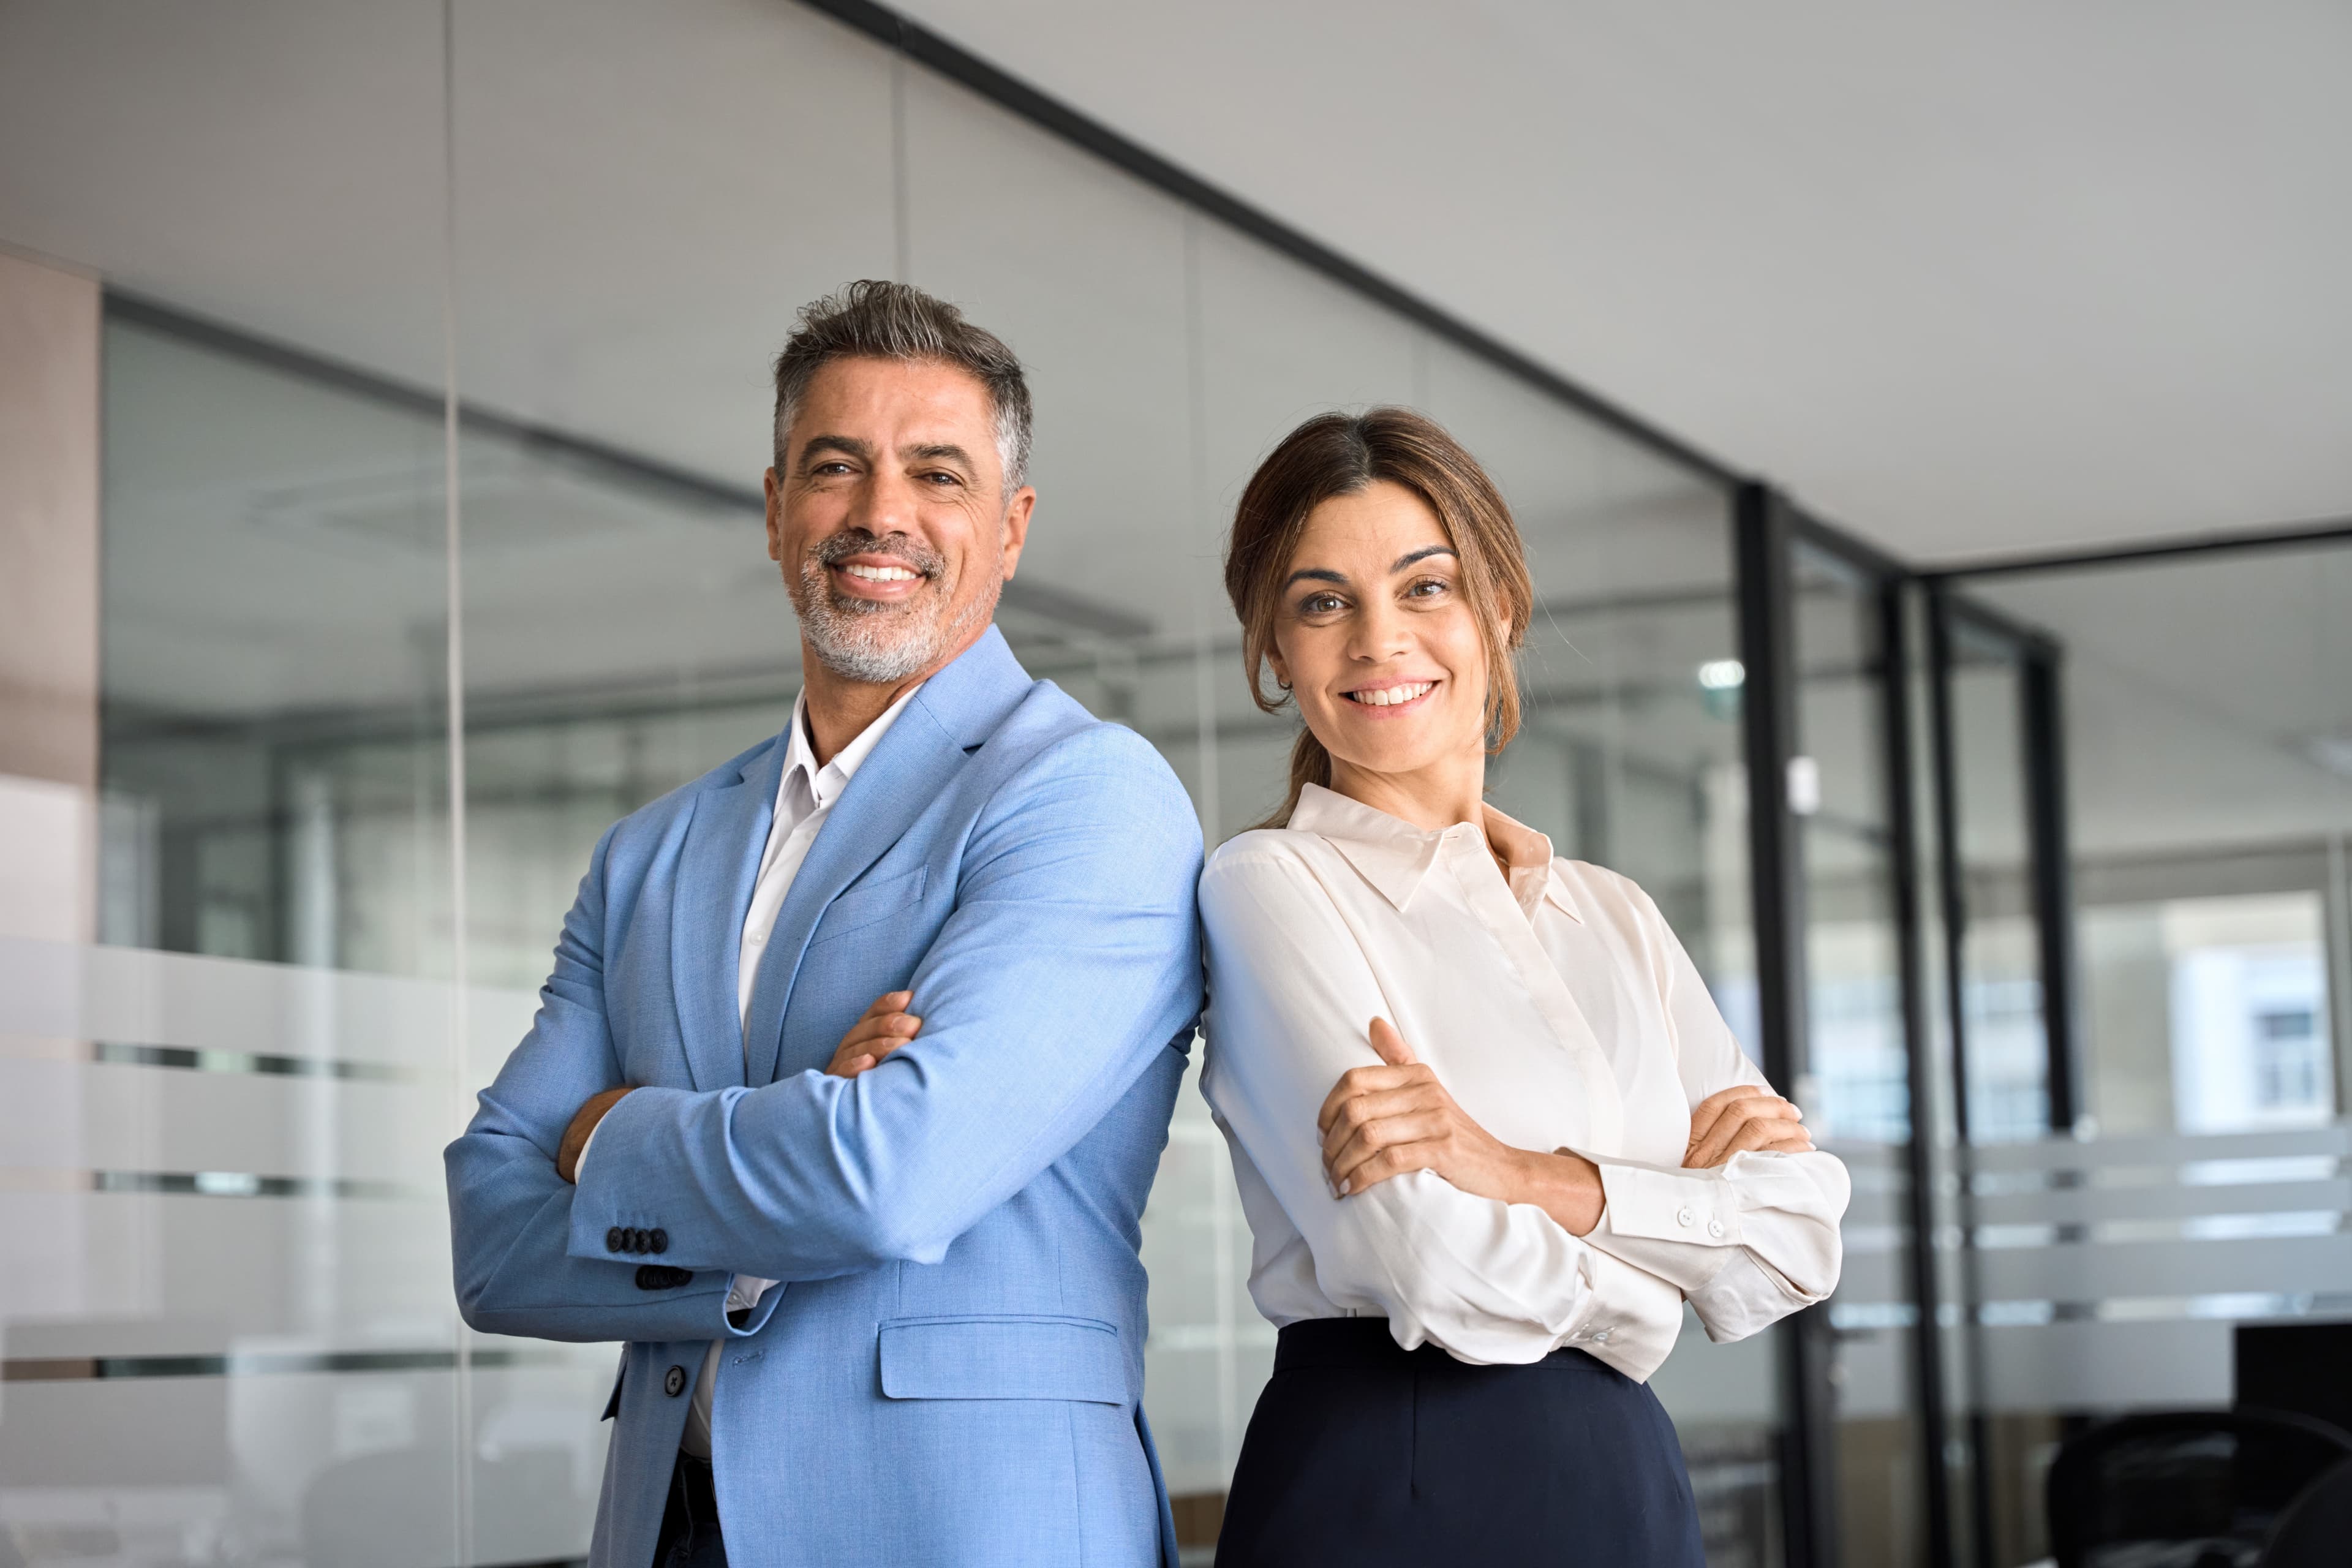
[1676,1207,1695,1228]
[1708,1218,1725,1239]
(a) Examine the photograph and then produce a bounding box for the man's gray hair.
[772,280,1033,491]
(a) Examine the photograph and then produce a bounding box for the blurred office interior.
[1,3,2346,1566]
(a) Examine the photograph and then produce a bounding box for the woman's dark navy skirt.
[1215,1317,1705,1567]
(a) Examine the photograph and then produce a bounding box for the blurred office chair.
[2045,1409,2352,1568]
[2261,1455,2352,1568]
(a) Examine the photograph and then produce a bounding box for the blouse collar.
[1287,783,1581,922]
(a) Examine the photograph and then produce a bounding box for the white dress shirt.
[1199,783,1850,1383]
[579,682,919,1457]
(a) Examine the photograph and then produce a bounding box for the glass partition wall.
[1923,537,2352,1568]
[10,6,2343,1568]
[0,3,1812,1565]
[1790,541,1933,1568]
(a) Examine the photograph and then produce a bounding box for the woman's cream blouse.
[1199,784,1850,1382]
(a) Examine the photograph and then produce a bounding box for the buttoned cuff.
[1562,1244,1685,1383]
[1596,1161,1743,1246]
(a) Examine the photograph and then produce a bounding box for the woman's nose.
[1348,601,1410,661]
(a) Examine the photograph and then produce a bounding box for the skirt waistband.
[1272,1316,1613,1377]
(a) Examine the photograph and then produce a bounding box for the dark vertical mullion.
[2020,650,2081,1134]
[1879,581,1956,1568]
[1924,587,2000,1568]
[1736,483,1838,1568]
[1924,587,1973,1145]
[1736,486,1806,1133]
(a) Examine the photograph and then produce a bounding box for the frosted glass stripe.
[0,937,537,1075]
[2,1347,571,1381]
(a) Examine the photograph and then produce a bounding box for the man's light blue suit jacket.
[445,628,1205,1568]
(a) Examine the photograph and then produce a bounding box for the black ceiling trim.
[1919,515,2352,580]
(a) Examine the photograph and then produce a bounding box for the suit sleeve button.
[664,1365,688,1398]
[630,1228,649,1253]
[650,1229,668,1254]
[606,1227,624,1254]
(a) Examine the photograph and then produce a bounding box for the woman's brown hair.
[1224,407,1536,827]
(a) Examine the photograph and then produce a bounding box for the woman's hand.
[1319,1018,1605,1237]
[556,1086,631,1184]
[826,990,921,1079]
[1684,1085,1814,1168]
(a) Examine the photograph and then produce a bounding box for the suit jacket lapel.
[741,627,1033,1087]
[669,736,785,1092]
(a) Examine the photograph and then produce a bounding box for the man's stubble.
[789,527,1003,685]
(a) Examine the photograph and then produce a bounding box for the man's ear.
[998,486,1037,579]
[764,467,786,564]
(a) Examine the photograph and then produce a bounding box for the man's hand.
[557,1086,633,1184]
[1684,1085,1814,1169]
[1318,1017,1605,1237]
[826,990,922,1079]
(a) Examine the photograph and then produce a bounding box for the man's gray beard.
[790,548,1000,685]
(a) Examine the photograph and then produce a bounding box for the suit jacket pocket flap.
[810,866,927,947]
[878,1314,1125,1404]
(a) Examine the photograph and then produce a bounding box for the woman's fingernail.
[1336,1180,1351,1196]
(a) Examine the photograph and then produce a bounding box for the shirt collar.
[1287,783,1581,921]
[780,681,924,813]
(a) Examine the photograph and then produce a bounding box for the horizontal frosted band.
[1,1346,579,1382]
[1,1034,422,1081]
[1,1167,430,1200]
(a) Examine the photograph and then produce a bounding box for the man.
[445,282,1204,1568]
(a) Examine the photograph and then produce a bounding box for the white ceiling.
[4,0,2345,576]
[897,0,2352,562]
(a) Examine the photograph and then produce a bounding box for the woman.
[1200,409,1850,1566]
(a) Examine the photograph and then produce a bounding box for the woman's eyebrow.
[1391,545,1458,571]
[1282,567,1348,589]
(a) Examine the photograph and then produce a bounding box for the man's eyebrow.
[903,442,977,469]
[1392,545,1458,571]
[796,434,872,467]
[1282,567,1348,589]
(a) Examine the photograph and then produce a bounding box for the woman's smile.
[1338,677,1441,715]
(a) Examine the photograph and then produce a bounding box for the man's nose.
[846,466,919,537]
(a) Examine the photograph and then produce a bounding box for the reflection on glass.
[1937,540,2352,1568]
[98,314,453,975]
[2084,890,2335,1135]
[1793,543,1927,1568]
[1941,627,2051,1144]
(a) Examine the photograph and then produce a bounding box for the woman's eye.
[1405,577,1451,599]
[1300,592,1346,616]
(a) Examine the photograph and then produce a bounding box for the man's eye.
[919,470,961,487]
[813,461,854,477]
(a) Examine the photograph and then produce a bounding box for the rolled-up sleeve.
[1580,884,1850,1343]
[1199,851,1685,1379]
